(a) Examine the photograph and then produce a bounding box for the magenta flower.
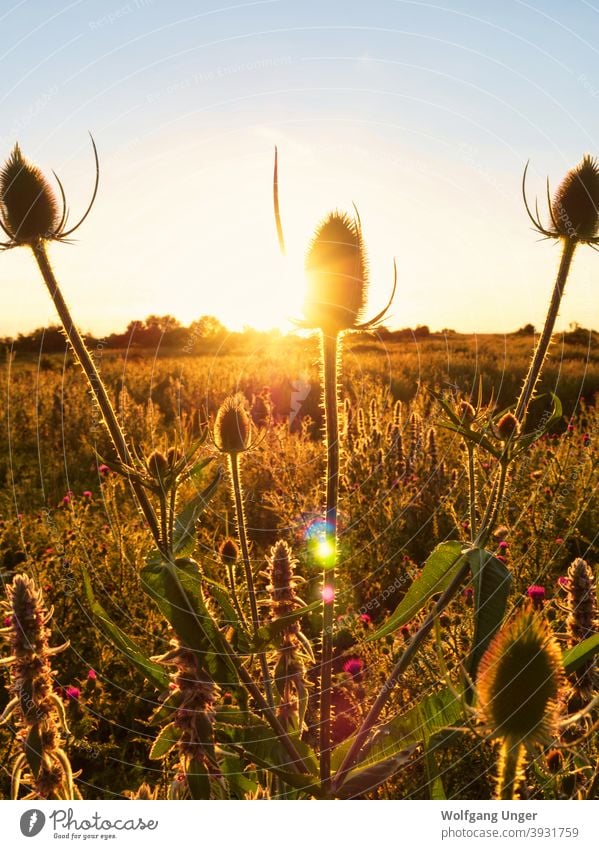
[98,464,110,475]
[558,576,570,590]
[87,669,97,680]
[359,613,372,625]
[555,537,564,545]
[343,657,364,678]
[65,686,81,700]
[498,540,509,550]
[3,615,12,627]
[82,490,93,499]
[527,585,546,609]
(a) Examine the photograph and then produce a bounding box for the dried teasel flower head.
[496,412,521,441]
[304,211,368,334]
[523,155,599,244]
[213,394,251,454]
[0,144,59,243]
[219,537,239,565]
[0,137,99,249]
[477,609,563,749]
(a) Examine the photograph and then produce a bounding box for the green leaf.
[186,758,211,799]
[332,686,464,773]
[467,548,512,681]
[335,749,415,799]
[141,554,237,683]
[25,726,43,778]
[423,740,446,800]
[513,393,562,456]
[173,470,222,556]
[563,633,599,674]
[80,564,168,691]
[251,599,322,650]
[149,722,182,760]
[368,542,466,641]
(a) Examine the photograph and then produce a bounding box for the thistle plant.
[0,574,76,800]
[263,541,311,734]
[566,558,598,705]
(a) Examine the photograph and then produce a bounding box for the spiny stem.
[515,238,576,425]
[467,445,477,537]
[320,331,340,792]
[228,453,274,708]
[31,240,162,549]
[333,557,470,792]
[497,739,525,800]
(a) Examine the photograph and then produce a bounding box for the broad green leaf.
[186,758,211,799]
[335,748,415,799]
[173,470,222,556]
[252,599,322,650]
[150,722,182,760]
[563,633,599,674]
[80,564,168,691]
[217,715,318,778]
[25,726,42,778]
[141,554,237,683]
[368,541,466,641]
[467,548,511,681]
[424,741,446,800]
[332,686,463,773]
[513,393,562,457]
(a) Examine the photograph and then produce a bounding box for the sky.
[0,0,599,335]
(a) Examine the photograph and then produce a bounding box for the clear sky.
[0,0,598,335]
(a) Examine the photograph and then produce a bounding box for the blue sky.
[1,0,599,334]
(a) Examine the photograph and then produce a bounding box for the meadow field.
[0,330,597,799]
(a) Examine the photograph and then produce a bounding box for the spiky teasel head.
[126,782,160,800]
[0,145,59,243]
[213,393,252,454]
[496,412,520,441]
[523,155,599,245]
[304,211,368,334]
[0,574,75,800]
[219,537,239,566]
[0,138,99,249]
[477,609,563,750]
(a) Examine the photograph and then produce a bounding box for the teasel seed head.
[458,400,476,423]
[497,412,520,441]
[304,210,368,334]
[146,450,169,482]
[214,393,251,454]
[551,155,599,242]
[219,537,239,566]
[0,145,59,244]
[477,609,563,749]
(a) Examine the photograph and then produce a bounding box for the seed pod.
[147,450,169,482]
[497,412,520,441]
[304,211,368,333]
[219,537,239,565]
[477,609,563,747]
[214,394,251,454]
[0,144,59,243]
[566,558,597,701]
[551,155,599,242]
[458,400,476,423]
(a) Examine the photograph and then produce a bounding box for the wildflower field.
[0,138,598,803]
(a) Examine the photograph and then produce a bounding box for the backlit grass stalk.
[319,331,340,789]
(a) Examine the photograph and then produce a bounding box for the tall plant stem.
[515,238,576,425]
[31,241,162,548]
[229,453,273,707]
[333,557,469,792]
[497,739,525,800]
[320,332,340,792]
[467,445,477,538]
